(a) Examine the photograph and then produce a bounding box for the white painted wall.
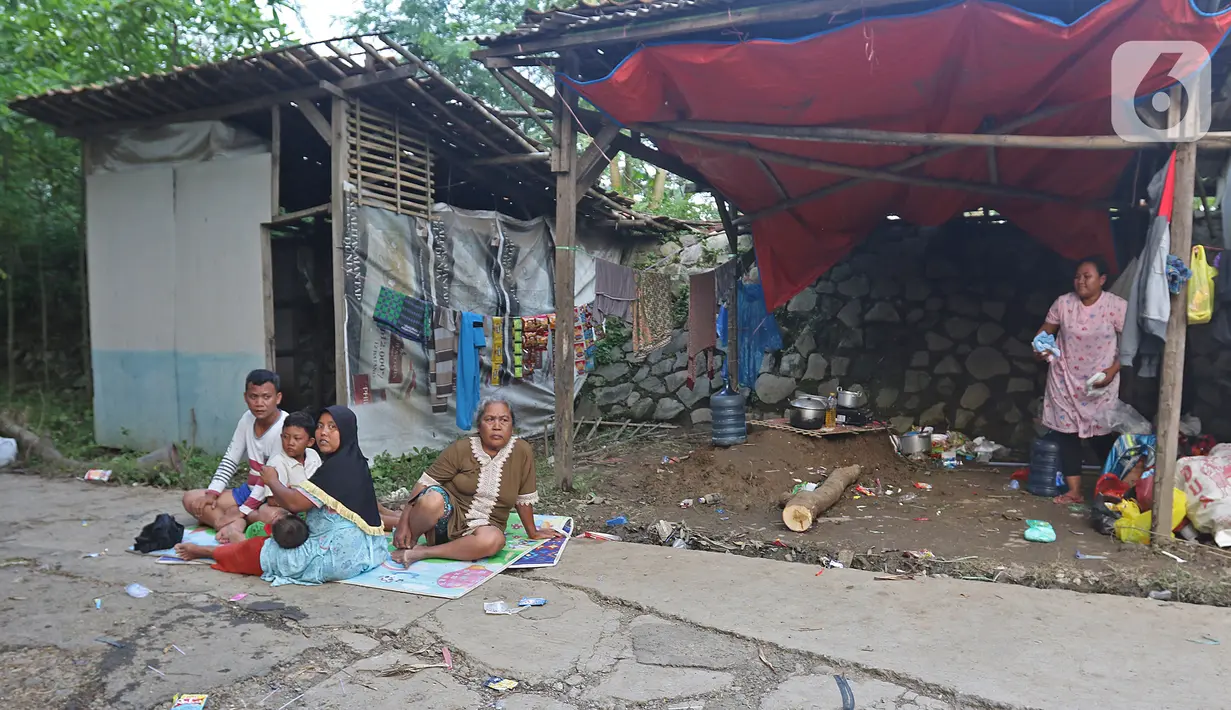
[86,152,272,451]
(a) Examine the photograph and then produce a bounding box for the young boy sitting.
[181,369,287,542]
[241,411,322,525]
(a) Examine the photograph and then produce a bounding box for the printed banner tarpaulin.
[341,201,626,455]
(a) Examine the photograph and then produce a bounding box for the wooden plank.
[715,196,739,384]
[1152,101,1197,546]
[331,98,349,407]
[469,151,550,166]
[575,123,621,201]
[553,64,579,492]
[265,203,331,226]
[261,224,276,369]
[748,419,890,439]
[635,123,1108,208]
[350,158,432,189]
[473,0,914,58]
[355,180,431,206]
[658,119,1231,150]
[270,105,281,218]
[489,68,555,137]
[297,100,333,145]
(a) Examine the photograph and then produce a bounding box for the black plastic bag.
[1090,494,1121,537]
[133,513,185,553]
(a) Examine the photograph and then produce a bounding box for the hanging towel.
[714,258,739,307]
[737,282,783,389]
[688,271,717,388]
[632,271,675,353]
[595,258,637,321]
[456,312,486,431]
[373,287,430,343]
[430,308,457,414]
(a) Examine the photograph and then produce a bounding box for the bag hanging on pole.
[1188,245,1216,324]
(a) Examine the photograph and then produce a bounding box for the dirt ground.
[552,427,1231,605]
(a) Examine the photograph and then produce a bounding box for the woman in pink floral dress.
[1036,257,1127,504]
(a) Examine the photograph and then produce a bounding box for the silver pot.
[897,432,932,455]
[836,389,866,408]
[788,403,827,430]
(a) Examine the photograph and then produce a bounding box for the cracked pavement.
[1,474,1227,709]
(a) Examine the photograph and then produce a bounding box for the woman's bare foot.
[391,546,433,566]
[174,543,214,561]
[1052,492,1085,505]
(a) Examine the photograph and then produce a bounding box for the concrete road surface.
[0,473,1226,709]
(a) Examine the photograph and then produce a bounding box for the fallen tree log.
[782,464,862,532]
[0,411,74,466]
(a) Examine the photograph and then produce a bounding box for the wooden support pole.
[296,100,333,146]
[1151,139,1197,546]
[552,67,579,492]
[263,106,281,370]
[330,97,350,407]
[715,196,740,386]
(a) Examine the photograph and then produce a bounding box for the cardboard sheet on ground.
[127,524,217,565]
[339,515,574,598]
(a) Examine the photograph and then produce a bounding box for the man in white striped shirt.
[181,370,287,542]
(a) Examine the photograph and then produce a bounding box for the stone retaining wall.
[582,218,1231,448]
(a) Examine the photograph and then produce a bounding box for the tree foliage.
[0,0,291,393]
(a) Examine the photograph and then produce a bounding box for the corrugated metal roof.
[9,35,700,235]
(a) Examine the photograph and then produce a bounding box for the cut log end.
[783,505,813,532]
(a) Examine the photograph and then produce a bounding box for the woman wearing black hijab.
[176,406,389,585]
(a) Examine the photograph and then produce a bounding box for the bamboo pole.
[1151,134,1197,546]
[656,120,1231,150]
[730,103,1082,226]
[632,124,1106,211]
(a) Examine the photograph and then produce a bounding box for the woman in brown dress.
[391,397,562,564]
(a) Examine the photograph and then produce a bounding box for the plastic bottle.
[1026,437,1063,497]
[711,381,748,446]
[824,394,837,428]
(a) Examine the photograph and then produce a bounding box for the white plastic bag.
[1095,399,1153,435]
[0,437,16,467]
[1178,444,1231,547]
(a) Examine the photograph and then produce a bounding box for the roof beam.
[473,0,915,59]
[634,123,1111,210]
[656,120,1231,149]
[295,100,333,145]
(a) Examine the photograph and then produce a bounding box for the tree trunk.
[79,153,92,401]
[782,464,862,532]
[38,240,49,390]
[649,166,667,209]
[7,244,16,401]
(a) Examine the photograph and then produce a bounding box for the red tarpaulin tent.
[562,0,1231,309]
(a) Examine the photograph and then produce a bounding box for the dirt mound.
[627,428,919,510]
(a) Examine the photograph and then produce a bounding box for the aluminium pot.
[897,432,932,455]
[788,403,828,430]
[836,389,866,409]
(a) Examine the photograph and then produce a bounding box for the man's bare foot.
[174,543,213,561]
[391,547,433,566]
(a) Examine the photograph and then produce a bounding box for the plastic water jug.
[710,382,747,447]
[1026,437,1063,497]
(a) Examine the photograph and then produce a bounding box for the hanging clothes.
[429,308,457,414]
[714,258,739,307]
[456,312,486,431]
[737,282,783,389]
[687,271,717,388]
[373,287,431,344]
[490,316,505,385]
[594,259,637,321]
[1121,152,1175,377]
[632,271,675,353]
